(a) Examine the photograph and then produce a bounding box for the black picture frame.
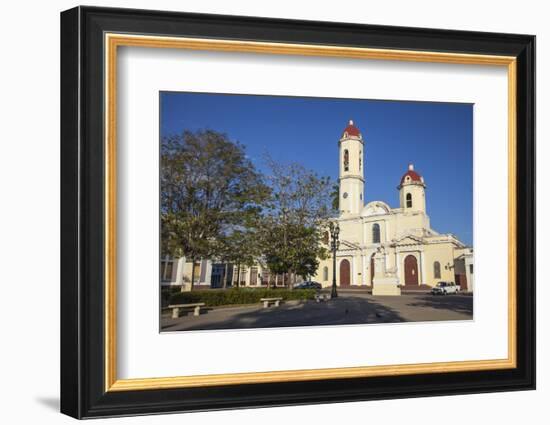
[61,5,535,419]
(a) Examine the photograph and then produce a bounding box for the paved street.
[161,292,473,332]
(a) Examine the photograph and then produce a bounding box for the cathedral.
[311,120,474,294]
[161,120,474,294]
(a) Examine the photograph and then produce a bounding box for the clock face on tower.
[343,192,348,199]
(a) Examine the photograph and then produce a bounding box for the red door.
[404,255,419,285]
[455,274,467,290]
[339,259,350,287]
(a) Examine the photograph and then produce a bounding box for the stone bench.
[168,303,205,318]
[315,293,330,303]
[260,297,282,308]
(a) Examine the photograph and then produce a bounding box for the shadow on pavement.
[168,296,406,331]
[406,295,473,315]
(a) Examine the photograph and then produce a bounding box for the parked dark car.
[293,281,322,290]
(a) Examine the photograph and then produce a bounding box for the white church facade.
[312,120,474,294]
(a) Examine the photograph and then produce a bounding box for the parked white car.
[431,281,460,295]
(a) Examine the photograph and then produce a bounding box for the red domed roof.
[400,164,423,185]
[342,119,361,138]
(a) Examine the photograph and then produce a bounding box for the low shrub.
[169,287,316,307]
[161,286,183,307]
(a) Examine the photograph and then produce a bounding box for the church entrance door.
[404,255,419,285]
[339,259,350,287]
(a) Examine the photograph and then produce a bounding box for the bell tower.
[398,163,426,213]
[339,120,364,215]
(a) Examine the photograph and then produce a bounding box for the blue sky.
[160,92,473,246]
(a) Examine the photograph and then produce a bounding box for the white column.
[361,254,366,285]
[396,251,401,284]
[335,258,339,286]
[352,256,357,285]
[204,260,213,285]
[175,257,184,286]
[419,250,426,285]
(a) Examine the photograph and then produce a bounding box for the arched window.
[406,193,412,208]
[372,223,381,244]
[323,231,329,245]
[434,261,441,279]
[343,149,349,171]
[359,151,362,170]
[323,266,329,281]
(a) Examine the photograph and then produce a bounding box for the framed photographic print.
[60,6,535,419]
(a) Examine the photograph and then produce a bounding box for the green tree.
[260,156,333,286]
[215,212,263,288]
[161,130,269,290]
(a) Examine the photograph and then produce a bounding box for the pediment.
[395,235,424,246]
[361,201,392,217]
[338,240,361,251]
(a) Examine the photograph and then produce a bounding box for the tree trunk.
[236,263,241,288]
[162,254,169,281]
[190,259,196,291]
[222,263,228,289]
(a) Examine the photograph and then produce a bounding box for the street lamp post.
[329,221,340,299]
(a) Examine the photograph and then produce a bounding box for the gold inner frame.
[104,33,517,392]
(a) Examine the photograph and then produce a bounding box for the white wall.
[0,0,545,424]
